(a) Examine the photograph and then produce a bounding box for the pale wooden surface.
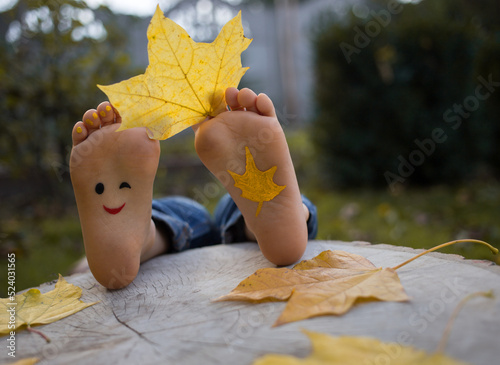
[2,241,500,365]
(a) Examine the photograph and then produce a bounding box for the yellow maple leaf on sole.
[228,146,286,217]
[0,274,98,338]
[98,5,252,140]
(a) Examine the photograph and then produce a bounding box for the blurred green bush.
[311,0,500,188]
[0,0,142,190]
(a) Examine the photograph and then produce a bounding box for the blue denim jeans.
[151,194,318,253]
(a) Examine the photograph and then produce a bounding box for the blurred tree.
[0,0,138,198]
[311,0,500,189]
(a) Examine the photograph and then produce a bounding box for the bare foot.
[70,102,162,289]
[194,88,308,265]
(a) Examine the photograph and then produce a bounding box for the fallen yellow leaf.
[292,249,376,270]
[6,358,40,365]
[216,250,409,326]
[98,5,252,140]
[253,290,493,364]
[228,146,286,217]
[0,274,98,337]
[217,240,497,326]
[252,330,469,365]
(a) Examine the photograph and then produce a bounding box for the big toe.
[226,88,277,117]
[255,93,276,118]
[97,102,118,127]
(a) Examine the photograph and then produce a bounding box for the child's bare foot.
[70,102,162,289]
[194,88,309,265]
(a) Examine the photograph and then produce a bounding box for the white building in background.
[236,0,357,125]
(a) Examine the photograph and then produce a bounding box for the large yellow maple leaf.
[0,274,98,336]
[228,146,286,217]
[253,330,469,365]
[217,250,409,326]
[98,6,252,140]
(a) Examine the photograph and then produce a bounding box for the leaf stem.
[256,201,263,217]
[27,325,51,343]
[391,239,498,271]
[436,290,494,354]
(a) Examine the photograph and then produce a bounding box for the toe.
[82,109,102,131]
[97,102,116,126]
[255,93,277,118]
[225,87,241,110]
[237,88,259,113]
[72,121,88,146]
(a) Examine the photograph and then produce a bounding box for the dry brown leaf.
[216,250,409,326]
[217,240,497,326]
[292,249,377,270]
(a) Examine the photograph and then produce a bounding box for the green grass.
[286,128,500,262]
[304,183,500,262]
[0,214,85,297]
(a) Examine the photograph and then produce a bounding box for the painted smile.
[103,203,126,215]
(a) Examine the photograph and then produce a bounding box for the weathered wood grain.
[2,241,499,365]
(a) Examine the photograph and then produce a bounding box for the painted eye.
[120,182,131,189]
[95,183,104,195]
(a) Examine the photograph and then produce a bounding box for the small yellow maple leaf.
[253,330,469,365]
[0,274,98,336]
[98,5,252,140]
[216,250,408,326]
[228,146,286,217]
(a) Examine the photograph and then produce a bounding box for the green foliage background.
[311,0,500,188]
[0,1,142,181]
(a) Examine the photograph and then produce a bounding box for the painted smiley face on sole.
[103,203,126,215]
[95,182,131,215]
